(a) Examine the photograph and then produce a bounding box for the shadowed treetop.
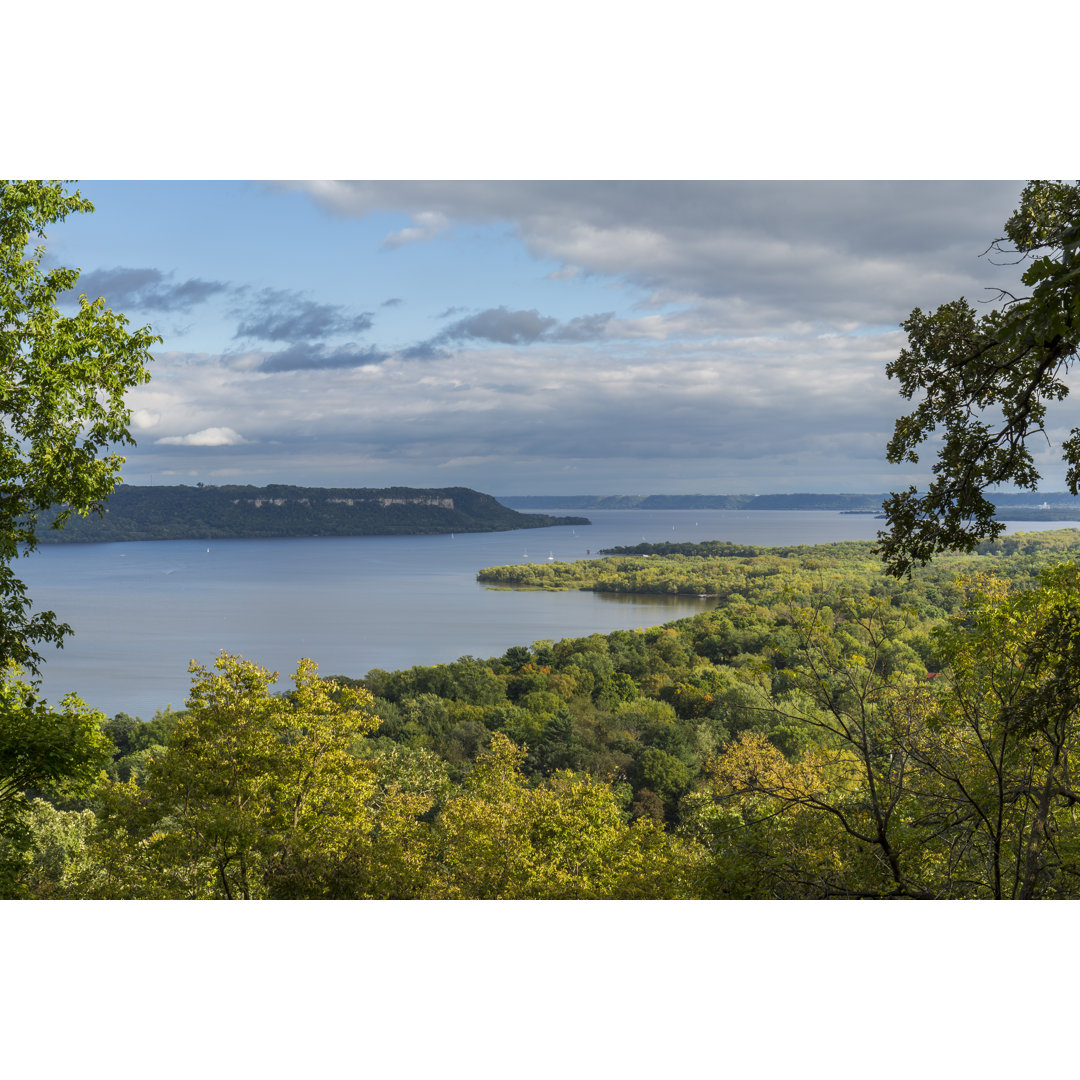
[878,181,1080,577]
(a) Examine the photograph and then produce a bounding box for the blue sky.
[43,179,1054,495]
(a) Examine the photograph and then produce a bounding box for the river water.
[15,509,1080,718]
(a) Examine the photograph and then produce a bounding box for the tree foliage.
[0,180,159,670]
[686,565,1080,898]
[0,662,111,896]
[879,180,1080,576]
[85,654,382,899]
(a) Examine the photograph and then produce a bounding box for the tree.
[427,733,693,899]
[0,180,158,671]
[904,567,1080,898]
[683,594,936,898]
[0,662,111,896]
[85,654,382,899]
[879,181,1080,577]
[684,567,1080,899]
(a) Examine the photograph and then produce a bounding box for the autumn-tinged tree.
[685,565,1080,898]
[683,594,935,898]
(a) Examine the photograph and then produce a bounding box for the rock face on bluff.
[37,484,589,543]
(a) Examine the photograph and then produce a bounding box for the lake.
[16,509,1080,718]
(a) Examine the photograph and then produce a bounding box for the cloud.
[382,211,450,249]
[68,266,228,312]
[429,305,613,347]
[256,343,390,372]
[547,312,614,342]
[381,297,404,307]
[131,409,160,430]
[157,427,249,446]
[235,288,374,343]
[398,343,451,361]
[293,181,1028,333]
[434,306,557,345]
[117,182,1047,495]
[125,322,975,495]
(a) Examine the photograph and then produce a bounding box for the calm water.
[16,509,1080,718]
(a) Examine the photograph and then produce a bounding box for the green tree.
[18,798,99,899]
[85,654,382,899]
[0,662,111,896]
[684,568,1080,899]
[427,733,694,899]
[683,594,937,899]
[0,180,158,670]
[879,180,1080,576]
[903,567,1080,898]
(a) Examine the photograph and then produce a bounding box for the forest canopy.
[13,528,1080,899]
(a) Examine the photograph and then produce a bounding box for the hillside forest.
[33,484,587,543]
[9,528,1080,899]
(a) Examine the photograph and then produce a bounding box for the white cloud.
[156,427,249,447]
[131,409,160,430]
[382,211,451,249]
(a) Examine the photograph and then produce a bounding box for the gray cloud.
[125,328,959,494]
[429,305,613,347]
[399,343,451,361]
[257,343,389,372]
[381,297,404,307]
[434,306,557,345]
[68,266,228,312]
[547,312,614,342]
[235,288,374,343]
[293,181,1028,331]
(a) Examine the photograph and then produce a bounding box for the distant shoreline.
[36,484,589,544]
[497,492,1080,516]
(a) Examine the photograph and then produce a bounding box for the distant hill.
[498,492,1080,515]
[36,485,589,544]
[499,493,886,511]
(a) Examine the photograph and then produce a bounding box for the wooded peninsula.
[34,484,589,543]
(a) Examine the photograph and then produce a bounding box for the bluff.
[36,485,589,543]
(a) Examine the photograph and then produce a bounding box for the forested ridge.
[33,484,588,543]
[11,528,1080,899]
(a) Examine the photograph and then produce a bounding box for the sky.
[41,177,1067,496]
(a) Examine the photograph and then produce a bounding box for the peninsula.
[36,485,589,544]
